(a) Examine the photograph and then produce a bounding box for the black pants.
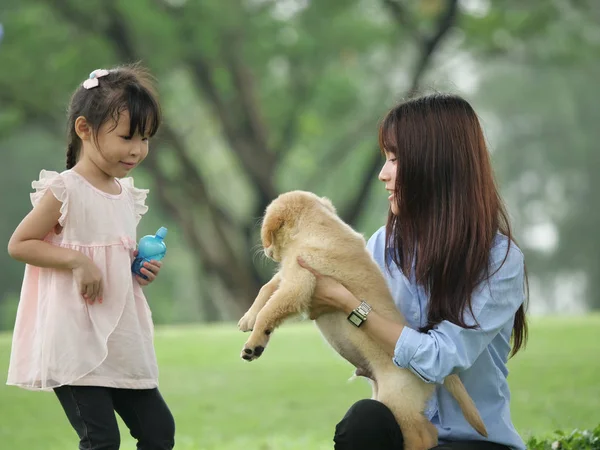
[54,385,175,450]
[334,399,509,450]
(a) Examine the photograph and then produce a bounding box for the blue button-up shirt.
[367,226,526,450]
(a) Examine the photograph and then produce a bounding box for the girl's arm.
[299,243,525,384]
[8,190,84,269]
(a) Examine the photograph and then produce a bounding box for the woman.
[300,94,528,450]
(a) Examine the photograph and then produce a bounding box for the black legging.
[54,385,175,450]
[334,399,509,450]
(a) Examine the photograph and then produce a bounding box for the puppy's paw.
[240,329,272,361]
[240,344,265,361]
[237,312,257,332]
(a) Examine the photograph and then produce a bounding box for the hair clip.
[82,69,110,89]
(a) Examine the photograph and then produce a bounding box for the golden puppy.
[238,191,487,450]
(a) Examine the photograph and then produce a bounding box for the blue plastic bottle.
[132,227,168,279]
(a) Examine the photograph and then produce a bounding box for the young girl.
[7,65,175,449]
[300,94,528,450]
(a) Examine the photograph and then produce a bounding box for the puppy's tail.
[443,374,488,437]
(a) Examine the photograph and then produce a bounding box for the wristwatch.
[347,301,372,327]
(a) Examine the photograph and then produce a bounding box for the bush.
[526,426,600,450]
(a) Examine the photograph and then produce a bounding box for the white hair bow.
[82,69,110,89]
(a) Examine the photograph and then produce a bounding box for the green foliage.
[526,426,600,450]
[459,1,600,64]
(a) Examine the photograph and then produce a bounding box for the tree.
[0,0,459,320]
[3,0,594,323]
[465,0,600,310]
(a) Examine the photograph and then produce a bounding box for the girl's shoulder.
[31,169,69,190]
[32,169,95,194]
[119,176,148,199]
[31,169,114,204]
[30,169,71,225]
[119,176,149,223]
[30,170,150,228]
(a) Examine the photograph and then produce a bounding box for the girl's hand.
[134,250,162,286]
[72,254,104,304]
[297,257,359,319]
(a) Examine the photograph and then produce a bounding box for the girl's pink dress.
[7,169,159,391]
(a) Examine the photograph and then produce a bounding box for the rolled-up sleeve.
[393,243,525,384]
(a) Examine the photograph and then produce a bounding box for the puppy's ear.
[319,196,336,214]
[261,208,285,249]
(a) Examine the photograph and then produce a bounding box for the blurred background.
[0,1,599,449]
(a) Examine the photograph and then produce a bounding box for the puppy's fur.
[238,191,487,450]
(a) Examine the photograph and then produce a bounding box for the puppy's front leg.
[241,269,315,361]
[238,272,282,332]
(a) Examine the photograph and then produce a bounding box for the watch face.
[349,313,362,326]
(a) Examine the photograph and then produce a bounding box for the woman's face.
[378,151,398,215]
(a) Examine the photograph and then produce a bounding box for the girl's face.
[378,151,398,215]
[78,110,149,178]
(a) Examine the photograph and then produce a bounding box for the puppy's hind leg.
[241,270,315,361]
[353,367,378,399]
[376,373,438,450]
[238,272,282,332]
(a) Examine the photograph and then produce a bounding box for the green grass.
[0,315,598,449]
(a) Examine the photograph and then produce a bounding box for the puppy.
[238,191,487,450]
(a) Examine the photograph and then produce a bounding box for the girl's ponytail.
[66,142,78,170]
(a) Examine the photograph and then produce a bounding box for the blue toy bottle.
[132,227,168,279]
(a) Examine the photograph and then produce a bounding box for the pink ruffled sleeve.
[30,170,69,226]
[120,177,149,224]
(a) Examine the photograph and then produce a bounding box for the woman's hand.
[72,253,104,304]
[297,257,360,319]
[133,250,163,286]
[299,257,405,358]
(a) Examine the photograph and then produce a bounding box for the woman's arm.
[392,246,525,383]
[308,274,405,357]
[299,243,525,384]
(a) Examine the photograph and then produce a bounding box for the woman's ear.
[74,116,92,141]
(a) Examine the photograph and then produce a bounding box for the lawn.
[0,315,598,449]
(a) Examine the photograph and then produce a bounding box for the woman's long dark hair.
[379,93,528,357]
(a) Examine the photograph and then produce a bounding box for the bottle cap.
[156,227,168,239]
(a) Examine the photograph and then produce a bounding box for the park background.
[0,1,598,448]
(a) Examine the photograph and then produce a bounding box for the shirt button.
[413,313,418,320]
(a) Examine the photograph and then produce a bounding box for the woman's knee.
[334,399,402,449]
[339,399,396,428]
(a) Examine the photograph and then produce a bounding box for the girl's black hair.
[66,64,162,169]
